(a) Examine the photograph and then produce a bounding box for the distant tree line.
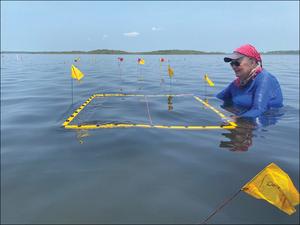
[1,49,299,55]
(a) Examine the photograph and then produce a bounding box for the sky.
[1,1,299,52]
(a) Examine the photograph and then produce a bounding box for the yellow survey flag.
[241,163,299,215]
[204,74,214,86]
[168,65,174,78]
[138,58,145,65]
[71,65,84,81]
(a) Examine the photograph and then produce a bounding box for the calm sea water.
[1,54,299,224]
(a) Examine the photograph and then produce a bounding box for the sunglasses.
[230,57,244,67]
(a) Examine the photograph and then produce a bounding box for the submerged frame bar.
[62,93,237,130]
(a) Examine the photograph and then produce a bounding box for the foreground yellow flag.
[71,65,84,81]
[168,65,174,78]
[241,163,299,215]
[204,74,214,86]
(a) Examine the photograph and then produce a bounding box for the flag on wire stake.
[118,57,124,91]
[137,58,145,81]
[201,163,299,224]
[204,74,214,86]
[168,65,174,78]
[168,64,174,92]
[138,58,145,65]
[160,58,165,84]
[203,73,214,98]
[241,162,299,215]
[71,65,84,81]
[70,65,84,105]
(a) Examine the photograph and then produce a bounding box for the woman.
[216,44,283,118]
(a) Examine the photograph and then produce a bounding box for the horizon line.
[1,49,299,54]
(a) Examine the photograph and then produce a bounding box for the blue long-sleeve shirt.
[216,69,283,118]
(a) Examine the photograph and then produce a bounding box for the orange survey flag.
[241,163,299,215]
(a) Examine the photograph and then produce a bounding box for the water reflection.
[219,106,285,152]
[220,118,255,152]
[76,129,90,144]
[167,95,173,111]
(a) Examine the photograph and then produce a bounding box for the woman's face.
[230,57,256,80]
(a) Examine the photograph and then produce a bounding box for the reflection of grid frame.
[62,93,237,130]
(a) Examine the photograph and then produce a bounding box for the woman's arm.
[216,82,233,101]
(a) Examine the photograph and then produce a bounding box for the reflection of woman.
[219,101,285,151]
[217,44,283,118]
[220,117,255,152]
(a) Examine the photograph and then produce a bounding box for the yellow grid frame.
[62,93,237,130]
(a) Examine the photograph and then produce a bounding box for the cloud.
[102,34,108,40]
[151,27,163,31]
[123,32,140,37]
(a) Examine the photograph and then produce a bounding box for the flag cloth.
[241,163,300,215]
[204,74,214,86]
[168,65,174,78]
[138,58,145,65]
[71,65,84,81]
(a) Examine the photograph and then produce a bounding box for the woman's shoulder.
[262,68,280,77]
[255,69,282,89]
[256,69,277,81]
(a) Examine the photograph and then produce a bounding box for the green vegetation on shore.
[1,49,225,55]
[138,50,225,55]
[1,49,299,55]
[262,50,299,55]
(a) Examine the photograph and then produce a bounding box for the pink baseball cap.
[224,44,262,64]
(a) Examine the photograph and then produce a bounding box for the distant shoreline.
[1,49,299,55]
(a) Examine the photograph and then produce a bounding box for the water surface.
[1,54,299,224]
